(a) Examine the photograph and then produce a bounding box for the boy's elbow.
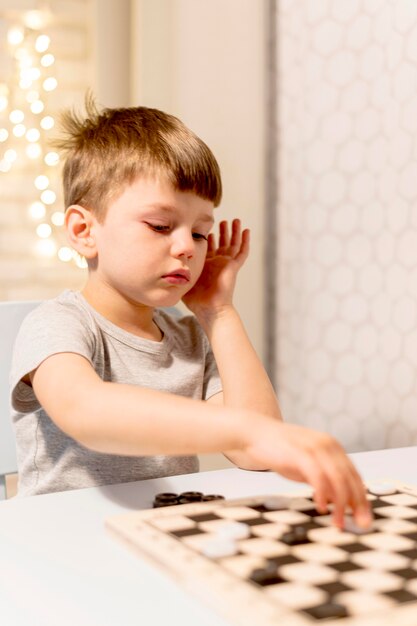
[224,451,270,472]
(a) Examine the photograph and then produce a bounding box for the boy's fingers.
[218,221,230,252]
[298,455,331,513]
[235,229,250,262]
[232,229,250,267]
[324,454,371,529]
[229,219,241,255]
[207,233,216,256]
[329,453,371,527]
[348,471,372,527]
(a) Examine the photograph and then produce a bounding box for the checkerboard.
[106,481,417,625]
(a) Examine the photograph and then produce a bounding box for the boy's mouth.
[162,269,191,284]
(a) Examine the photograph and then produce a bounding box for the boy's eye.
[146,223,208,241]
[146,223,170,233]
[193,233,208,241]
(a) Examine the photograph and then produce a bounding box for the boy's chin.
[151,294,183,309]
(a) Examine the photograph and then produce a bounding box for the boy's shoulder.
[21,289,92,325]
[16,290,97,345]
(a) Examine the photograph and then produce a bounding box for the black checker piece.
[249,563,284,586]
[281,527,311,546]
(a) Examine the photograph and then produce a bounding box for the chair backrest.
[0,300,41,498]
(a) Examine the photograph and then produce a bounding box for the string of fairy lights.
[0,9,86,268]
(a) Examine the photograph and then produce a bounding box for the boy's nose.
[170,231,195,258]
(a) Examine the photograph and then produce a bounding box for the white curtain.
[275,0,417,451]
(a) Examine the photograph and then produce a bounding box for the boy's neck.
[81,282,163,342]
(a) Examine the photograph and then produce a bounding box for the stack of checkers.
[148,482,417,621]
[153,491,225,508]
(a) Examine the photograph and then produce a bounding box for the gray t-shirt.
[10,290,222,496]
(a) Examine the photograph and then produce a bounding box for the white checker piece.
[202,537,238,559]
[279,561,337,585]
[341,569,403,593]
[343,515,372,535]
[263,496,291,510]
[292,542,347,564]
[360,532,415,551]
[375,505,417,519]
[334,591,396,616]
[368,482,397,496]
[266,582,327,609]
[217,522,251,540]
[351,549,410,571]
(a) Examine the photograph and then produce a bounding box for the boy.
[10,99,371,528]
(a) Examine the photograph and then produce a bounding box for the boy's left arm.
[183,219,282,470]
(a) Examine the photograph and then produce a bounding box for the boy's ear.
[65,205,98,259]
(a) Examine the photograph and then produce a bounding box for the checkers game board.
[106,481,417,625]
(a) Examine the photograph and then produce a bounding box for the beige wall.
[131,0,266,359]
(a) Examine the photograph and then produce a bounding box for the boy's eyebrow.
[142,203,215,224]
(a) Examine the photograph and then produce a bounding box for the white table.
[0,446,416,626]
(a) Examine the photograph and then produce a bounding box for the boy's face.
[87,177,215,308]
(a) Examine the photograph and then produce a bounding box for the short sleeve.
[10,300,95,413]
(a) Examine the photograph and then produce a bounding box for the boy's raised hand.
[183,219,249,316]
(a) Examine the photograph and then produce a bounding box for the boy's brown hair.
[54,95,222,221]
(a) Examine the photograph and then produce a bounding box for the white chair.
[0,300,41,499]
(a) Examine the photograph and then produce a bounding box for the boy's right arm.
[30,352,371,527]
